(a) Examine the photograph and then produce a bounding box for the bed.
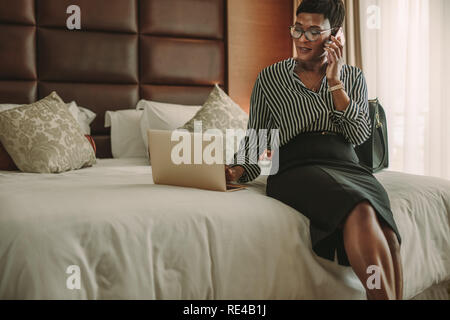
[0,158,449,299]
[0,0,449,300]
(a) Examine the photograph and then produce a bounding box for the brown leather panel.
[0,0,35,25]
[0,25,36,80]
[0,81,37,103]
[140,85,213,105]
[0,0,228,158]
[39,82,139,134]
[141,36,224,85]
[38,28,138,83]
[38,0,138,33]
[92,135,112,159]
[140,0,224,39]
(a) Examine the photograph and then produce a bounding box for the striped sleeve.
[230,74,270,183]
[329,69,372,146]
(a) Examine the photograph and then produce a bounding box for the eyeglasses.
[289,25,338,42]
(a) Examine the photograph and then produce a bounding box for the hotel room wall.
[228,0,293,113]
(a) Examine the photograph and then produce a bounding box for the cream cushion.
[179,84,248,162]
[0,92,96,173]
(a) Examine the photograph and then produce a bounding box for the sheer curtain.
[360,0,450,180]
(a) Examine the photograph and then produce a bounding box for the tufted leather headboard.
[0,0,227,158]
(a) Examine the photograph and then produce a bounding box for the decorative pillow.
[0,104,21,112]
[0,101,96,170]
[0,135,97,171]
[2,102,96,135]
[0,104,22,170]
[0,92,96,173]
[105,109,146,158]
[138,100,202,159]
[178,84,248,162]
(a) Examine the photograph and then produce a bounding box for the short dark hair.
[296,0,345,36]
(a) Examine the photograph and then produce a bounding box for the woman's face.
[293,13,333,62]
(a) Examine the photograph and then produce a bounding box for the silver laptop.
[147,129,247,192]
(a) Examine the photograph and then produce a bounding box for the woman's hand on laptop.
[225,165,245,183]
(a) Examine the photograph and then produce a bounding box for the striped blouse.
[232,57,372,183]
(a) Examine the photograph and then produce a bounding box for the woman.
[225,0,403,300]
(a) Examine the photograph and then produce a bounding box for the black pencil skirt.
[266,131,402,267]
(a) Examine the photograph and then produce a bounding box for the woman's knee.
[343,200,378,231]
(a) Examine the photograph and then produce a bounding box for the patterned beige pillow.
[0,92,96,173]
[179,84,248,162]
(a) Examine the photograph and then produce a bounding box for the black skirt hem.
[309,165,402,267]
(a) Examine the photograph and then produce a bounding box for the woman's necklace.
[295,61,327,92]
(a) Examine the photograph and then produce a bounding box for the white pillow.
[1,102,96,135]
[105,109,146,158]
[137,99,202,158]
[66,101,97,135]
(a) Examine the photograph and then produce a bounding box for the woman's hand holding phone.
[324,27,345,85]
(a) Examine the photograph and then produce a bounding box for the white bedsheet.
[0,158,449,299]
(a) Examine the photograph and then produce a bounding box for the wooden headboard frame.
[0,0,227,158]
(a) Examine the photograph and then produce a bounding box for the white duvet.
[0,158,449,300]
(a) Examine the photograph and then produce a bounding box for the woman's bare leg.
[378,219,403,300]
[342,200,397,300]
